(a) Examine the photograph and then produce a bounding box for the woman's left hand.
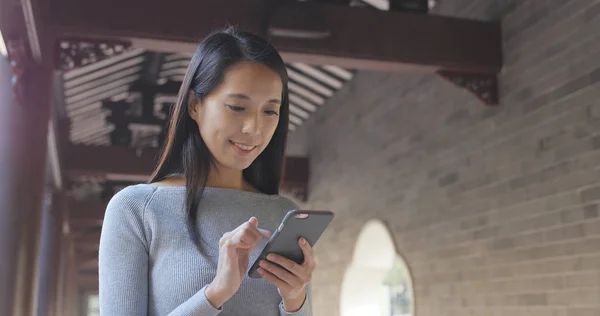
[257,237,315,308]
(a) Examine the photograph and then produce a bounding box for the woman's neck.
[206,168,253,192]
[156,167,257,193]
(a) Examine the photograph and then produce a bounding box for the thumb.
[248,217,258,227]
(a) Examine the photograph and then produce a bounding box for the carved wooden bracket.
[437,71,499,106]
[5,38,32,106]
[56,38,132,71]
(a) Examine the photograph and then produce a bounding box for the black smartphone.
[248,209,334,279]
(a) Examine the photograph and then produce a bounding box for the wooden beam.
[64,144,159,180]
[64,144,310,199]
[270,2,501,73]
[46,0,502,74]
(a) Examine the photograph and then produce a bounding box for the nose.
[241,112,261,136]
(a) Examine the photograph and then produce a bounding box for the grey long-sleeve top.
[99,184,312,316]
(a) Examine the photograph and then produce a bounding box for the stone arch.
[340,219,415,316]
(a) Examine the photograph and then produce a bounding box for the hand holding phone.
[255,236,315,309]
[248,210,334,279]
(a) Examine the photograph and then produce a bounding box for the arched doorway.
[340,220,414,316]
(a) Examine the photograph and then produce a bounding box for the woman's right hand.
[205,217,272,308]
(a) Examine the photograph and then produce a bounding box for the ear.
[187,89,201,119]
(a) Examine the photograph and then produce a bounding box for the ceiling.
[61,0,437,150]
[62,50,356,148]
[58,0,437,202]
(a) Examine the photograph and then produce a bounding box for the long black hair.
[149,27,290,251]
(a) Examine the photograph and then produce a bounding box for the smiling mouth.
[229,140,257,152]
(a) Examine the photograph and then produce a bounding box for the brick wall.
[293,1,600,315]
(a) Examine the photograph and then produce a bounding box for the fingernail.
[267,254,275,261]
[300,238,307,245]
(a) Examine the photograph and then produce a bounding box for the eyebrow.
[227,93,281,104]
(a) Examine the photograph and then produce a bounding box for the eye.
[265,110,279,116]
[227,105,245,112]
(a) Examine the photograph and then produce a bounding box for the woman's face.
[189,61,283,171]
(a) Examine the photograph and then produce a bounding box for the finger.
[233,218,260,238]
[223,239,242,256]
[239,220,262,242]
[298,238,316,269]
[259,260,303,288]
[229,231,257,249]
[219,231,232,247]
[266,254,308,281]
[248,217,258,227]
[258,228,273,239]
[236,223,267,249]
[245,219,262,240]
[257,267,292,292]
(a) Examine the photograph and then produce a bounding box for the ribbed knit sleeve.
[99,186,222,316]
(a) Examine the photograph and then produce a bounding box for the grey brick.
[517,293,548,306]
[584,204,599,219]
[579,255,600,270]
[593,135,600,149]
[439,172,459,187]
[584,220,600,236]
[555,137,598,161]
[581,185,600,202]
[585,1,600,22]
[488,237,516,251]
[591,63,600,83]
[567,308,600,316]
[560,206,588,224]
[459,215,489,230]
[564,272,600,288]
[549,74,592,102]
[589,103,600,118]
[544,224,586,242]
[445,108,470,125]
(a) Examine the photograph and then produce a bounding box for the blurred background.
[1,0,599,315]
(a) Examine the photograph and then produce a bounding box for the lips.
[230,140,257,154]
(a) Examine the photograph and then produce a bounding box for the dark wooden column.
[31,191,66,316]
[47,193,66,316]
[64,235,79,316]
[32,191,55,316]
[0,46,54,316]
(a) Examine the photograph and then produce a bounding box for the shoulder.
[108,184,157,207]
[105,184,158,219]
[101,184,158,249]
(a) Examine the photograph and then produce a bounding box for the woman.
[99,27,314,316]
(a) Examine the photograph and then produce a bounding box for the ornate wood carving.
[56,38,132,71]
[437,70,499,106]
[6,38,33,106]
